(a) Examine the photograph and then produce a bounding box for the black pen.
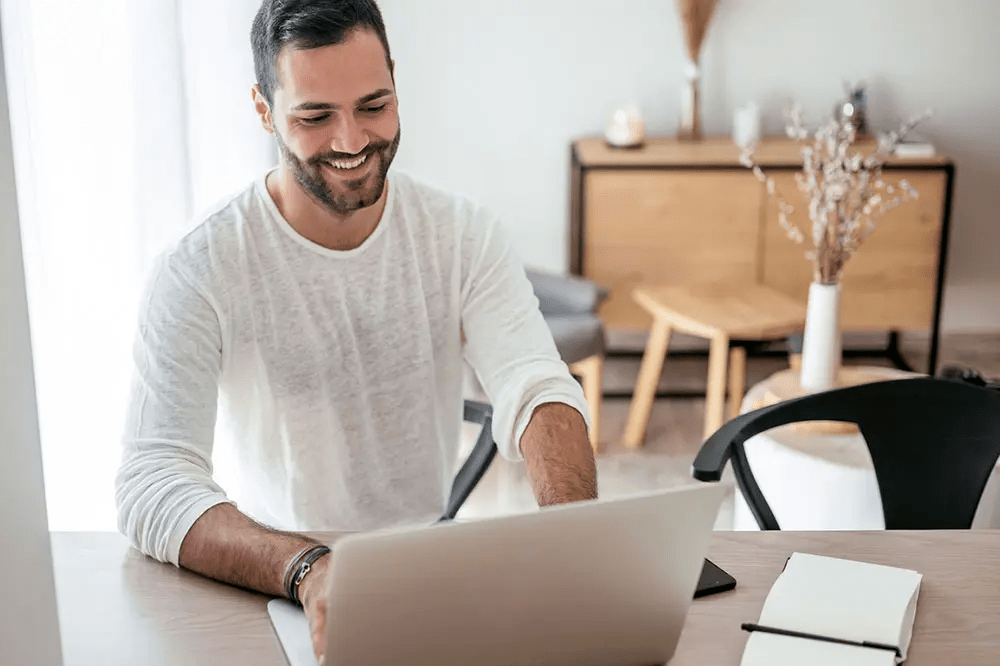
[741,623,901,657]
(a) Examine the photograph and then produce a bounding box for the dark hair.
[251,0,392,104]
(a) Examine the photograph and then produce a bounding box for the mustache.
[309,142,388,165]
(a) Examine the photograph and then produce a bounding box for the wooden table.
[52,530,1000,665]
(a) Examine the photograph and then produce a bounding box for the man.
[115,0,597,659]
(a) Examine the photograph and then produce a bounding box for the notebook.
[741,553,922,666]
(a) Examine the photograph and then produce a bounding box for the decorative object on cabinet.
[568,136,955,378]
[675,0,718,140]
[740,106,932,391]
[604,105,646,148]
[732,102,760,150]
[834,81,869,136]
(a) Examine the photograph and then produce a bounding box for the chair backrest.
[440,400,498,522]
[693,377,1000,530]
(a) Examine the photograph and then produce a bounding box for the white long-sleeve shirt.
[114,170,589,565]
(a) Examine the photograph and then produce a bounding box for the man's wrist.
[284,544,331,605]
[297,550,332,608]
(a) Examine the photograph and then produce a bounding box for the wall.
[380,0,1000,332]
[0,8,64,664]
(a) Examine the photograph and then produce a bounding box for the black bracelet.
[282,545,315,602]
[286,545,331,606]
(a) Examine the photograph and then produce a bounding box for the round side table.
[733,366,1000,530]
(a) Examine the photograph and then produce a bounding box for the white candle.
[733,102,761,149]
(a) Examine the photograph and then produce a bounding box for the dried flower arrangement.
[739,106,932,285]
[675,0,718,139]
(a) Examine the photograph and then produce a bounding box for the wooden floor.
[458,332,1000,528]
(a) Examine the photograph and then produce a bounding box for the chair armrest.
[526,269,608,316]
[692,387,866,481]
[442,401,498,522]
[691,416,749,482]
[463,399,492,426]
[692,402,828,531]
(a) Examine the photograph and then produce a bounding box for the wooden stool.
[622,284,806,447]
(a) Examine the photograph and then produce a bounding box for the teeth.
[327,154,368,169]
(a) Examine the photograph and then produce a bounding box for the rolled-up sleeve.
[115,254,232,565]
[460,211,590,460]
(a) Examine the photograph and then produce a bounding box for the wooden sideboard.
[569,136,955,373]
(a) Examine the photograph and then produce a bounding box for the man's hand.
[298,552,334,663]
[177,504,333,659]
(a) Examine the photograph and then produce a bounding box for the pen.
[741,623,901,657]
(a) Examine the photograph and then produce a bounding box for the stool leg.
[623,318,672,448]
[728,345,747,421]
[570,354,603,453]
[704,333,730,441]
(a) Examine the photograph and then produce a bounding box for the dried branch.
[675,0,719,63]
[741,105,931,285]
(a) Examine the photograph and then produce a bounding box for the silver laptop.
[270,483,725,666]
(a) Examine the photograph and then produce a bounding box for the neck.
[266,167,388,251]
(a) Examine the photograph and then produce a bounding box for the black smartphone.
[694,558,737,598]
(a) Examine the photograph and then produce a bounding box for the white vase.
[800,281,842,392]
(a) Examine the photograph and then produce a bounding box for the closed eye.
[300,114,331,125]
[361,104,387,114]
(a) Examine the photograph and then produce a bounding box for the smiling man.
[114,0,597,660]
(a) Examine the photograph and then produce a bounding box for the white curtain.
[2,0,274,530]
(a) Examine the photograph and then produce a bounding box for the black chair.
[440,400,498,522]
[692,377,1000,530]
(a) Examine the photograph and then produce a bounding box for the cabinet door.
[760,170,946,331]
[583,170,763,330]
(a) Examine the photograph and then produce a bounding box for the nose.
[329,115,369,156]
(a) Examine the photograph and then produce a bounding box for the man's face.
[265,29,400,216]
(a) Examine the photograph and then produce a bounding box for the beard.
[275,126,401,216]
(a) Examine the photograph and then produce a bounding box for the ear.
[251,85,274,134]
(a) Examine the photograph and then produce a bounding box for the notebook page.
[744,553,921,665]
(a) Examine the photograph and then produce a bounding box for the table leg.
[623,318,673,448]
[704,333,730,441]
[728,345,747,421]
[570,354,603,453]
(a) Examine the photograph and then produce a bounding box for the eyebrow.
[290,89,393,113]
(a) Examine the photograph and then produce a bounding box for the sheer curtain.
[2,0,274,530]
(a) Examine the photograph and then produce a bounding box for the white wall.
[381,0,1000,332]
[0,10,64,664]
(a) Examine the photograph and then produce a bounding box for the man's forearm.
[519,402,598,506]
[177,502,322,598]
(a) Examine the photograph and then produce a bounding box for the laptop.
[269,483,726,666]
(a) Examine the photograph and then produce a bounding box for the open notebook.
[741,553,922,666]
